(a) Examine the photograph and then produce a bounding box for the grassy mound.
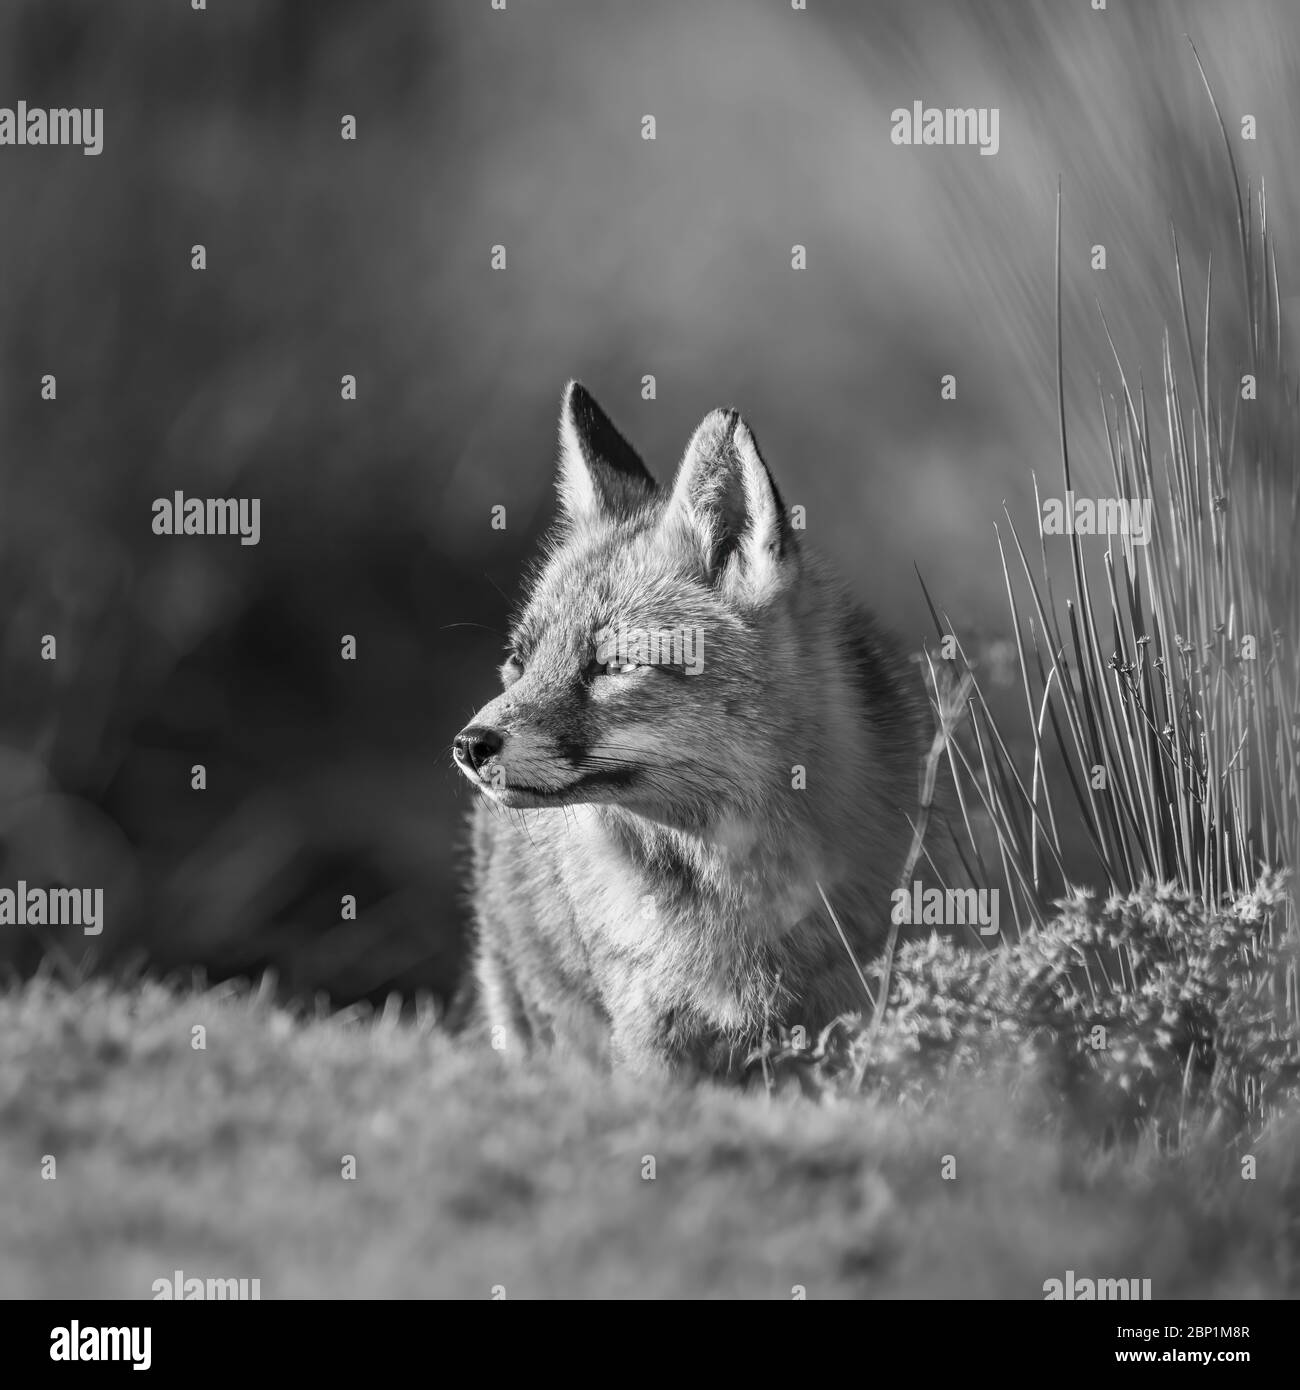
[2,962,1298,1299]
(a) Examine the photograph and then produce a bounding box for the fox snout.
[453,723,503,777]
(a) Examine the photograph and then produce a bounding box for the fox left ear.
[556,381,656,522]
[667,408,795,592]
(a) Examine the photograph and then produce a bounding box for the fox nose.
[454,725,504,773]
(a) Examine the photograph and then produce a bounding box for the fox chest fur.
[471,799,876,1073]
[455,383,928,1077]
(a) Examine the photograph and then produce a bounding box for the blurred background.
[0,0,1295,1007]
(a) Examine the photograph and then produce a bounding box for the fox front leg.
[475,939,542,1058]
[609,1003,746,1080]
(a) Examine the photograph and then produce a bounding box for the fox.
[453,382,933,1078]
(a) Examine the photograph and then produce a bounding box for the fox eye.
[582,656,643,681]
[501,652,525,684]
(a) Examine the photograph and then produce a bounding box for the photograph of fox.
[0,0,1298,1305]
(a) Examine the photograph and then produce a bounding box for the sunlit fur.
[455,382,930,1077]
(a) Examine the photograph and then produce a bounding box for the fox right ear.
[556,381,655,523]
[666,408,794,597]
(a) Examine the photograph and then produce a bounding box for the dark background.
[0,0,1295,1007]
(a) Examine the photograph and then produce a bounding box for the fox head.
[454,381,836,832]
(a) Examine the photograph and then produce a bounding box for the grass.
[936,60,1296,902]
[900,54,1300,1139]
[1,972,1297,1299]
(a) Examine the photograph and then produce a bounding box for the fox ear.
[556,381,655,522]
[667,408,794,591]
